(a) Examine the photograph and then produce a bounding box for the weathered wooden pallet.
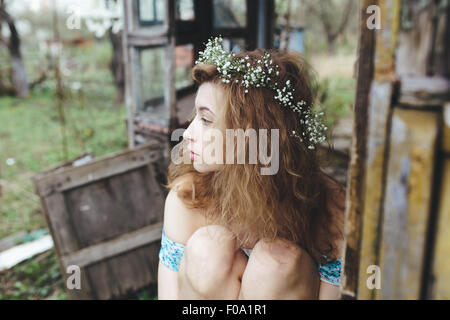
[32,142,166,299]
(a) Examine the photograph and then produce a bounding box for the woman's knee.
[251,238,314,279]
[180,225,238,294]
[240,238,319,299]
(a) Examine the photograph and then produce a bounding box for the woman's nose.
[183,125,195,142]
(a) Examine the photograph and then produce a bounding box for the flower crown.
[195,36,327,150]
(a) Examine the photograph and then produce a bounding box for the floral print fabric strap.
[318,255,343,286]
[158,228,186,272]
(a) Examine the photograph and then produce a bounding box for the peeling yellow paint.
[379,108,438,299]
[374,0,401,80]
[358,146,386,300]
[432,160,450,299]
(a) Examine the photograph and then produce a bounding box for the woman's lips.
[190,151,198,161]
[187,145,199,160]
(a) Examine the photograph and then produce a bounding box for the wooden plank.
[443,103,450,153]
[122,0,135,148]
[106,242,160,298]
[396,1,435,76]
[166,0,178,132]
[127,26,168,39]
[379,108,439,299]
[374,0,401,80]
[64,165,164,248]
[32,143,165,299]
[127,35,168,47]
[84,260,118,299]
[41,192,78,255]
[130,0,139,31]
[341,0,377,300]
[34,143,161,197]
[430,159,450,299]
[129,46,140,147]
[432,3,450,76]
[357,80,394,299]
[60,222,162,268]
[398,76,450,107]
[86,242,161,299]
[40,192,94,299]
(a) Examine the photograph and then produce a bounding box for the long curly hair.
[167,49,345,264]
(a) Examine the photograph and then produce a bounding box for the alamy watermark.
[171,128,280,176]
[366,265,381,290]
[367,5,382,30]
[66,265,81,290]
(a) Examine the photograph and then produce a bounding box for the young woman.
[157,37,346,300]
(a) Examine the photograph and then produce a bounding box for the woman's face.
[183,82,225,173]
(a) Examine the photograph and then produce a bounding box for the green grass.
[0,86,128,239]
[0,250,68,300]
[313,76,354,133]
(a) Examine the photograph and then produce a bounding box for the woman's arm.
[318,280,341,300]
[157,187,207,300]
[318,234,345,299]
[158,261,179,299]
[318,177,346,300]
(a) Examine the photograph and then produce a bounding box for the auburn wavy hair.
[167,48,345,264]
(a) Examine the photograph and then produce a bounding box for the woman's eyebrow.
[197,105,215,116]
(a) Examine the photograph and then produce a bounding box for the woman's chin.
[193,161,223,173]
[193,162,205,173]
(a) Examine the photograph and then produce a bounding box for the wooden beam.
[357,80,394,300]
[166,0,178,132]
[123,0,135,148]
[127,35,168,47]
[34,143,161,197]
[398,76,450,108]
[127,26,168,39]
[341,0,377,300]
[60,222,163,268]
[38,187,94,299]
[396,0,449,76]
[379,108,439,299]
[374,0,401,81]
[430,158,450,299]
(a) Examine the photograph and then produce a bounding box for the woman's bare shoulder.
[163,186,208,244]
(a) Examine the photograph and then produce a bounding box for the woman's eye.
[201,118,212,125]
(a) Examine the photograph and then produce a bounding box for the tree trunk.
[306,0,354,55]
[326,33,338,55]
[0,5,29,98]
[108,28,125,104]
